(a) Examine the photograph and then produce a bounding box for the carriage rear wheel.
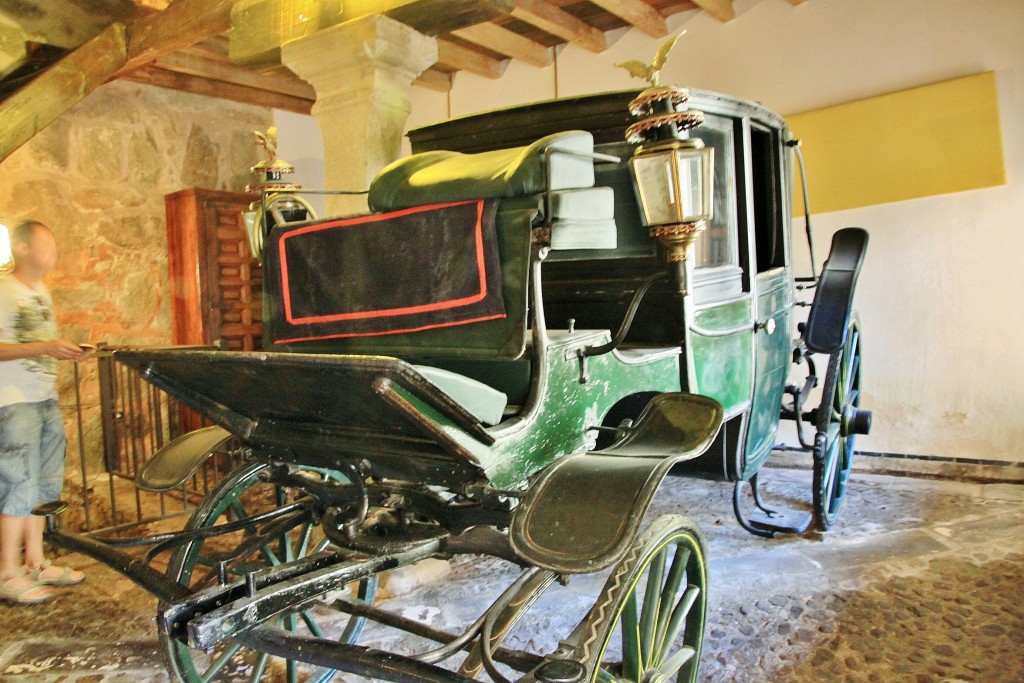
[574,515,708,683]
[812,315,868,531]
[160,461,377,683]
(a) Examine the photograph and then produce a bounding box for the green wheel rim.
[813,316,862,531]
[160,462,377,683]
[579,515,708,683]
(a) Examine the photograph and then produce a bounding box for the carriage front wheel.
[159,461,377,683]
[572,515,708,683]
[813,315,870,531]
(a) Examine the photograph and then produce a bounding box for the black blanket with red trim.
[265,199,506,344]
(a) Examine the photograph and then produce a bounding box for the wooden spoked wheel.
[160,462,377,683]
[813,315,866,531]
[575,515,708,683]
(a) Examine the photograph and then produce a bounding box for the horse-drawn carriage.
[38,83,869,683]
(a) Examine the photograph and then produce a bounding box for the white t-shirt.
[0,275,59,407]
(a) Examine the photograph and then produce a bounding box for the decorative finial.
[247,126,296,192]
[614,31,686,87]
[253,127,278,164]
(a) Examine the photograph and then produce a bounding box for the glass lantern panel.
[630,153,679,226]
[692,114,739,271]
[673,148,713,222]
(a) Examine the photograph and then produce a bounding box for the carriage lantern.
[626,85,713,265]
[243,127,312,262]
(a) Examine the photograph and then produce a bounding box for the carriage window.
[692,115,738,270]
[750,124,786,273]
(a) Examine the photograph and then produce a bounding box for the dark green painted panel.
[691,298,753,413]
[743,268,795,477]
[435,334,683,489]
[694,298,751,328]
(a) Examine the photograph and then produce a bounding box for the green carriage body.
[402,88,799,484]
[120,87,820,555]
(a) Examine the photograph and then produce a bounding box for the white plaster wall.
[272,108,327,217]
[283,0,1024,462]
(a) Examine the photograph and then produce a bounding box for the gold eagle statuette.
[614,31,686,86]
[254,126,278,163]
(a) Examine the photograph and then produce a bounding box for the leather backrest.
[369,131,596,212]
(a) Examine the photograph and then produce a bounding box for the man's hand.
[74,344,95,363]
[0,339,93,362]
[42,339,86,360]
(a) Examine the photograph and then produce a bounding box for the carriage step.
[748,510,812,535]
[31,501,68,532]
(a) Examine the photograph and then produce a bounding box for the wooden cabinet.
[165,188,264,350]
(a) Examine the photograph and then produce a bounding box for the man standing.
[0,220,88,604]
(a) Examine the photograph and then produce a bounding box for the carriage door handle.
[756,317,777,335]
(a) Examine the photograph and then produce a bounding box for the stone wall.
[0,80,272,474]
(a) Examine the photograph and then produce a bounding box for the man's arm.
[0,340,86,361]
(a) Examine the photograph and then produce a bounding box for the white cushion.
[550,187,615,219]
[413,365,508,427]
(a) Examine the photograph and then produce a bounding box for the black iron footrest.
[748,510,812,535]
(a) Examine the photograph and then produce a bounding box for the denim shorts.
[0,400,67,516]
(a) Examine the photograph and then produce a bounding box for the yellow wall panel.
[788,72,1006,215]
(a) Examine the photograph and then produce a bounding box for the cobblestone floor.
[0,467,1020,683]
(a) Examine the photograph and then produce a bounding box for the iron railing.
[66,346,244,532]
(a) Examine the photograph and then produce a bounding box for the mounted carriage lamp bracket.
[626,85,714,269]
[242,127,315,263]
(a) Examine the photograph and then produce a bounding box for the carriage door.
[743,122,793,477]
[688,115,754,426]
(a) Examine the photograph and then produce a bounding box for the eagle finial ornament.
[614,30,686,87]
[253,126,278,163]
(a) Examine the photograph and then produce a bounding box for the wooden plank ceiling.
[125,0,740,112]
[0,0,808,119]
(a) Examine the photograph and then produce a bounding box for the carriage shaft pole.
[186,540,442,650]
[237,626,481,683]
[330,597,544,672]
[43,528,192,603]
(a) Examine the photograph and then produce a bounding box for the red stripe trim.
[279,200,490,325]
[273,313,507,344]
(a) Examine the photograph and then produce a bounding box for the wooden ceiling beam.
[437,38,509,79]
[0,0,247,163]
[511,0,608,53]
[123,66,313,114]
[230,0,512,67]
[153,51,316,100]
[121,0,234,73]
[691,0,735,22]
[787,0,809,4]
[658,1,700,15]
[451,22,553,66]
[414,67,454,92]
[0,24,126,164]
[589,0,668,37]
[379,0,514,36]
[179,36,230,62]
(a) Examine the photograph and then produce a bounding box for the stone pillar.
[282,15,437,216]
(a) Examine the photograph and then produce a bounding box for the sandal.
[27,560,85,586]
[0,570,53,604]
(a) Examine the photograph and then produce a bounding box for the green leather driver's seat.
[369,130,617,250]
